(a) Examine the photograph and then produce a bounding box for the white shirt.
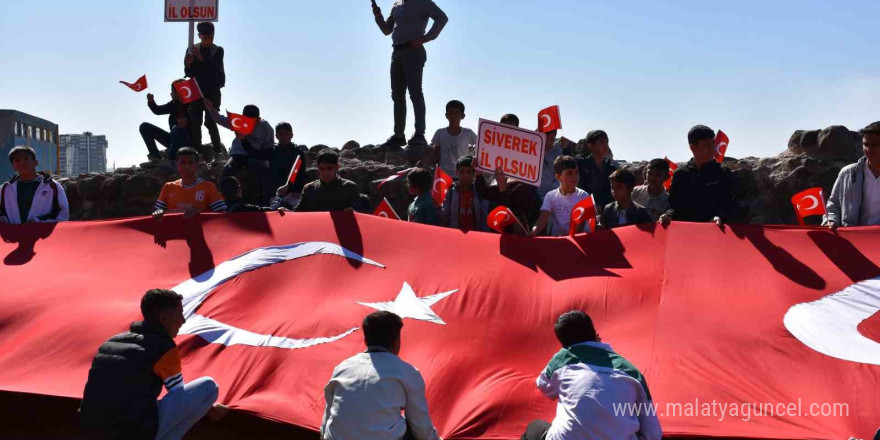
[861,164,880,226]
[536,341,662,440]
[321,349,440,440]
[540,187,590,236]
[431,127,477,176]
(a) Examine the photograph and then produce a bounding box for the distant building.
[0,110,60,180]
[60,132,108,177]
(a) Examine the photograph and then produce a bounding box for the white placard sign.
[475,119,546,186]
[165,0,219,22]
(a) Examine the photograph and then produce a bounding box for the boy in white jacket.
[0,146,69,224]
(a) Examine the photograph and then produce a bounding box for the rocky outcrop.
[58,126,866,225]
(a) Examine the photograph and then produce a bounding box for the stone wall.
[58,126,865,225]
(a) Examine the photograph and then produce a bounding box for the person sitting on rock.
[294,149,361,212]
[666,125,733,226]
[422,100,478,177]
[140,80,193,162]
[440,155,488,232]
[270,122,309,209]
[632,158,671,222]
[321,311,441,440]
[0,146,70,224]
[203,99,275,205]
[406,167,441,225]
[79,288,228,440]
[826,121,880,229]
[598,169,653,229]
[524,310,661,440]
[153,147,226,221]
[220,176,284,213]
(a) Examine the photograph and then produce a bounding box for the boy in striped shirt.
[153,147,226,221]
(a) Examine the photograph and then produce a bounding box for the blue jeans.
[390,46,427,136]
[155,377,218,440]
[140,123,191,160]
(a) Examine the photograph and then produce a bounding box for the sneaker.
[380,134,407,149]
[147,154,162,163]
[407,133,428,147]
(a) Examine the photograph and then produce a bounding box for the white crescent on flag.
[801,195,820,211]
[540,114,552,129]
[230,117,243,130]
[493,211,509,227]
[784,276,880,365]
[180,86,193,100]
[573,207,586,221]
[433,178,447,194]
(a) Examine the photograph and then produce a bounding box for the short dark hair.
[140,289,183,323]
[647,158,670,174]
[8,146,36,163]
[219,176,240,198]
[688,125,715,145]
[362,311,403,350]
[585,130,608,146]
[609,168,636,190]
[860,121,880,136]
[316,149,339,165]
[456,155,475,170]
[500,114,519,127]
[243,105,260,119]
[196,22,215,35]
[407,167,433,192]
[446,100,465,114]
[176,147,200,162]
[553,155,578,175]
[554,310,598,348]
[276,122,293,133]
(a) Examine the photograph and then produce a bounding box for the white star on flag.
[357,282,458,325]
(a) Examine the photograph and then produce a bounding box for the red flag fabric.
[432,168,453,206]
[791,187,827,226]
[287,156,303,185]
[487,205,516,233]
[664,157,678,190]
[1,216,880,440]
[372,198,401,220]
[119,74,148,92]
[226,111,257,135]
[537,105,562,133]
[376,168,413,189]
[173,77,203,104]
[715,130,729,164]
[569,194,597,235]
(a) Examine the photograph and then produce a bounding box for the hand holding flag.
[120,75,148,92]
[569,195,597,236]
[791,187,826,226]
[227,111,257,135]
[487,206,522,234]
[432,168,453,206]
[538,105,562,133]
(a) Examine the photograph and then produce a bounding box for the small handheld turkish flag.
[537,105,562,133]
[791,187,826,226]
[569,194,597,236]
[376,167,414,189]
[287,156,303,185]
[226,111,257,135]
[120,75,148,92]
[173,78,203,104]
[664,157,678,190]
[373,198,401,220]
[487,205,518,234]
[432,168,453,206]
[715,130,730,164]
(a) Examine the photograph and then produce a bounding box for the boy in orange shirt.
[153,147,226,221]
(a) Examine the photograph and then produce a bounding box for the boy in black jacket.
[666,125,734,225]
[139,80,193,162]
[184,22,226,159]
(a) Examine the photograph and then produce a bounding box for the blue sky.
[2,0,878,168]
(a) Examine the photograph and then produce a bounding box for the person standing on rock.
[826,121,880,229]
[372,0,448,150]
[184,22,226,162]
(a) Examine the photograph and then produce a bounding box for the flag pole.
[188,0,195,47]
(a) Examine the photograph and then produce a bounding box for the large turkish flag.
[0,214,878,440]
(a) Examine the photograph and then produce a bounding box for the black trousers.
[390,45,427,137]
[189,88,223,151]
[521,420,551,440]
